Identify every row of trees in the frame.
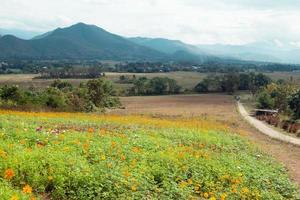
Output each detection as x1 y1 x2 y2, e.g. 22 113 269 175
195 72 271 94
0 79 120 112
130 77 181 95
256 83 300 119
39 66 104 79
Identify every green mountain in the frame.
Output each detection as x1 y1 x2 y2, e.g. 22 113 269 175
0 23 165 60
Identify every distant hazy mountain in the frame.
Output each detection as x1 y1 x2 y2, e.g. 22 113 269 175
0 23 165 60
197 41 300 64
129 37 214 63
0 28 41 40
129 37 203 55
1 23 299 63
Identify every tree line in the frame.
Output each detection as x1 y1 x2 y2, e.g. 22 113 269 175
194 72 272 94
129 77 181 95
0 79 120 112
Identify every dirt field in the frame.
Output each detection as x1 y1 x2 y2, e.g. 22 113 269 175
111 94 300 187
0 72 206 90
0 71 299 90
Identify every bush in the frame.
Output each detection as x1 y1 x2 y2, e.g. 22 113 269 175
0 85 22 103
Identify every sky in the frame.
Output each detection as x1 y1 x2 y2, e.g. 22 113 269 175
1 0 300 46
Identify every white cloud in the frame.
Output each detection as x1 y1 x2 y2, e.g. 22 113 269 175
0 0 300 45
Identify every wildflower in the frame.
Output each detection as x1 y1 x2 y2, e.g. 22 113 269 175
10 195 19 200
30 197 36 200
101 155 106 160
220 193 227 200
48 176 53 181
111 141 116 148
131 185 137 191
121 154 126 161
241 187 249 194
4 168 14 180
132 147 141 153
0 149 7 158
23 185 32 194
87 128 94 133
209 197 216 200
203 192 209 198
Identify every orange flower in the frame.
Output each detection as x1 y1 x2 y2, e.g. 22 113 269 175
30 197 36 200
111 141 116 148
23 184 32 194
4 168 14 180
121 154 126 161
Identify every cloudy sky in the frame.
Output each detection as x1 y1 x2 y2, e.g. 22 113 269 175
1 0 300 45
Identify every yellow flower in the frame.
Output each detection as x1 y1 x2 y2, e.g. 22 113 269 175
203 192 209 198
0 149 7 158
220 193 227 200
241 187 249 194
101 155 106 160
4 168 14 180
131 185 137 191
22 184 32 194
48 176 53 181
10 195 19 200
209 197 216 200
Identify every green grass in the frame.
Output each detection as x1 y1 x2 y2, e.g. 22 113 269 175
0 111 299 200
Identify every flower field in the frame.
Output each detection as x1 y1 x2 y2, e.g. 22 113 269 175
0 110 299 200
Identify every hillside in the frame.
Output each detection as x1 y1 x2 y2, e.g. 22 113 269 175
0 23 165 60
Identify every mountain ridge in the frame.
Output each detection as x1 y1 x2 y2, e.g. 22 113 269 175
0 23 166 60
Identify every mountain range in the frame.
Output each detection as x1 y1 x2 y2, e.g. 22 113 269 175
0 23 300 63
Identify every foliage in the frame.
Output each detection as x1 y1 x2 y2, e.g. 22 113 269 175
0 78 120 112
195 72 271 94
255 83 299 118
0 111 298 199
256 91 275 109
289 90 300 119
131 77 181 95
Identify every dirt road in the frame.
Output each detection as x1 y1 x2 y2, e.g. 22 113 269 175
237 101 300 146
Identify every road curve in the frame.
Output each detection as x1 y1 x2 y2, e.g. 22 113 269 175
237 101 300 146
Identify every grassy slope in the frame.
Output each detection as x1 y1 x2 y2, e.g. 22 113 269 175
0 110 299 200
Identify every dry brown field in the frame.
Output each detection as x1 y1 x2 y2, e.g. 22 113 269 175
0 72 206 90
0 71 299 90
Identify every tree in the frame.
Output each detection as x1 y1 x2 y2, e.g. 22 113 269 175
289 90 300 119
195 82 208 93
86 78 119 108
250 73 272 94
221 73 240 94
256 91 275 109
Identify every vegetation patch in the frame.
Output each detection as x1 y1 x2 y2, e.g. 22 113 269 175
0 110 298 199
